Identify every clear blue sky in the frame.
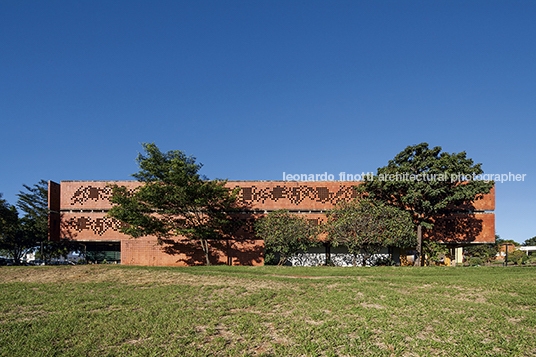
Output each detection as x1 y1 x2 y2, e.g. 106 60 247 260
1 1 535 243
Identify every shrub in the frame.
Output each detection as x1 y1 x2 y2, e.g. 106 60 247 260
263 252 279 265
468 257 483 266
326 199 416 267
424 241 450 266
508 250 527 265
255 210 319 266
464 244 497 264
374 256 397 266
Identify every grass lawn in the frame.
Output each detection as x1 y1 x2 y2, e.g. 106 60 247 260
1 265 535 356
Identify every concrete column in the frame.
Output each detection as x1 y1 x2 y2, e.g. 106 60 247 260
455 247 464 265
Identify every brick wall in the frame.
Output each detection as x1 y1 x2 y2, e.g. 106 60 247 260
47 181 61 241
53 180 495 266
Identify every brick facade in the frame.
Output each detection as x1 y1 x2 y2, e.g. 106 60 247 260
49 180 495 266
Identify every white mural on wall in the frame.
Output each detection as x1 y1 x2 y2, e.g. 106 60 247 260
287 246 396 267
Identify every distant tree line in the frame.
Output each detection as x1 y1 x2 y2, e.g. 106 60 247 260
0 180 79 264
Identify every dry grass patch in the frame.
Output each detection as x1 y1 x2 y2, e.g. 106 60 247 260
0 265 290 291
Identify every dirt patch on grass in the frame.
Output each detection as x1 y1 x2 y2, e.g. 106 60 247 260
447 286 488 304
196 322 291 355
0 305 54 324
360 302 385 309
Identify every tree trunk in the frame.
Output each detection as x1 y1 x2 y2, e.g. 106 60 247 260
414 224 422 267
361 250 369 267
200 238 211 266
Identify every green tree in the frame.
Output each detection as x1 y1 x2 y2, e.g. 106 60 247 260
1 194 19 258
15 180 80 262
326 199 416 266
108 143 240 266
464 244 497 264
16 180 49 243
523 236 536 246
423 241 451 265
1 182 65 263
255 210 319 266
495 237 518 246
357 143 494 266
508 249 528 265
0 193 14 231
0 194 39 263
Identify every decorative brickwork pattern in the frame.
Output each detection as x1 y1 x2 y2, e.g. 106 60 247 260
61 181 141 210
64 215 125 236
70 185 113 205
234 184 358 206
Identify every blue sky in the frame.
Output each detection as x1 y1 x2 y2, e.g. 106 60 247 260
1 1 535 243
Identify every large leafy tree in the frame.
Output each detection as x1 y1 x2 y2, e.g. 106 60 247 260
326 199 416 266
255 210 319 266
108 143 240 265
2 181 75 263
16 180 80 262
357 143 494 266
16 179 49 243
0 193 40 263
0 194 18 256
0 193 13 228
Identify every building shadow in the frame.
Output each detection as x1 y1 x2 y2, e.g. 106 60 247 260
425 213 483 244
156 196 264 265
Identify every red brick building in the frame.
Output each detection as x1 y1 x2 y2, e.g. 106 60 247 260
48 180 495 266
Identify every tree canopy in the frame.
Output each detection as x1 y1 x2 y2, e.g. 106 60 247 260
0 194 20 256
255 210 319 266
326 198 416 266
108 143 240 265
0 193 12 226
523 236 536 246
0 192 41 263
464 243 498 264
495 238 518 246
16 179 49 243
357 143 494 266
1 181 79 263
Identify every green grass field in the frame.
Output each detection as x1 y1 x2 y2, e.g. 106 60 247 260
1 265 535 356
